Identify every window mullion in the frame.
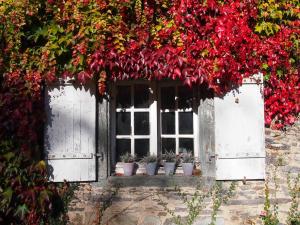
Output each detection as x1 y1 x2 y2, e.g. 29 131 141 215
149 81 157 156
158 83 162 155
193 87 199 158
131 85 134 156
175 85 179 155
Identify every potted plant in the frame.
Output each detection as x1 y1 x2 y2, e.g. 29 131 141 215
163 151 177 175
120 152 136 176
181 152 194 176
141 154 158 176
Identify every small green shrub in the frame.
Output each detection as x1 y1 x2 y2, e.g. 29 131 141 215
0 141 49 224
181 152 194 163
96 184 120 224
287 173 300 225
261 181 280 225
209 182 236 225
156 181 236 225
48 182 79 225
163 151 177 163
0 140 75 224
261 161 300 225
141 154 158 163
120 152 136 163
261 165 280 225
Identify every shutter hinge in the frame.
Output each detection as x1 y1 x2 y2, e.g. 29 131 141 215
95 152 104 160
208 154 218 162
47 153 93 159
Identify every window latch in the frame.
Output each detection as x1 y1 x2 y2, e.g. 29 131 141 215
208 154 218 162
95 152 104 161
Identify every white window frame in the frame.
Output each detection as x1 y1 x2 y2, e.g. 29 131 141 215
110 80 157 165
110 80 199 166
158 82 199 158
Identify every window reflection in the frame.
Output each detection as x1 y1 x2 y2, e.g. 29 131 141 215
116 139 131 161
178 86 193 109
134 112 149 135
179 138 194 154
161 138 176 154
116 86 131 108
161 112 175 134
135 139 149 159
161 87 175 110
134 84 149 108
116 112 131 135
179 112 193 134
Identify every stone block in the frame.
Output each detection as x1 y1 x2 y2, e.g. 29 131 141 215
141 215 162 225
102 214 139 225
228 199 264 205
163 218 177 225
193 217 224 225
174 207 187 212
158 212 168 217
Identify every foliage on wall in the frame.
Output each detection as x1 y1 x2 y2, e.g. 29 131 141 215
0 140 74 224
0 0 299 220
1 0 299 130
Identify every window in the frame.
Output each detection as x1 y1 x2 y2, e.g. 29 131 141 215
111 81 199 165
113 84 153 161
160 85 197 155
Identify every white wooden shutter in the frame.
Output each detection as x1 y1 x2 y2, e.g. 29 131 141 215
44 82 96 182
214 74 265 180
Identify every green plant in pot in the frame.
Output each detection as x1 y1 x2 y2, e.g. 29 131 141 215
120 152 136 176
163 151 177 175
141 154 158 176
181 152 195 176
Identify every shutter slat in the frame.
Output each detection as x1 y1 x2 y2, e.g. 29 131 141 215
198 91 215 178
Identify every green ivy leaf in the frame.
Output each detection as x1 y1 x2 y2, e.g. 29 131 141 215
264 73 271 81
262 63 269 70
255 25 263 33
276 69 283 77
14 204 29 219
38 190 50 210
3 152 14 161
1 187 13 207
79 54 84 65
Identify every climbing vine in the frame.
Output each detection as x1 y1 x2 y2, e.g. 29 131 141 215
0 0 299 221
1 0 298 131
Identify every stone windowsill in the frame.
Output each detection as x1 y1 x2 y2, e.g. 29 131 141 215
107 175 205 187
114 162 201 176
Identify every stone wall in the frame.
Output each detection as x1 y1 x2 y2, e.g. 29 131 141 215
68 121 300 225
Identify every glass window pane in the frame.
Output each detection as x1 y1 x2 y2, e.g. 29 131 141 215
134 112 149 135
179 112 193 134
161 138 175 154
116 86 131 108
161 87 175 110
134 84 149 108
178 86 193 109
116 139 131 161
116 112 131 135
161 112 175 134
135 139 149 159
179 138 194 154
